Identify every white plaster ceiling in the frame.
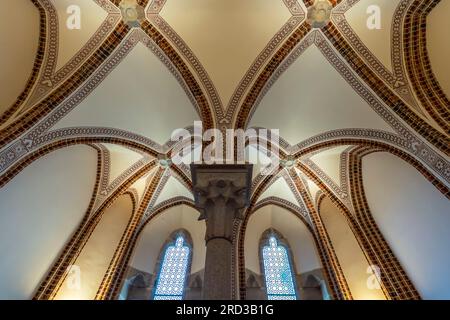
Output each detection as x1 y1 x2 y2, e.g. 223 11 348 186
249 45 395 145
257 176 300 207
363 152 450 299
246 144 273 179
427 0 450 97
160 0 293 106
294 167 321 200
131 205 206 274
309 145 350 186
0 145 97 299
153 175 194 207
344 0 401 72
50 0 109 71
52 42 200 144
129 168 157 201
319 195 385 300
54 193 133 300
1 1 449 301
103 143 145 183
2 0 445 191
245 205 321 275
307 179 321 201
0 0 39 114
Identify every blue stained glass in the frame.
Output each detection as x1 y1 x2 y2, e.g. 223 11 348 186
262 236 297 300
154 236 190 300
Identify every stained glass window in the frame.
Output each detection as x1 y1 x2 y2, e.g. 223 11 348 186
262 236 297 300
153 236 190 300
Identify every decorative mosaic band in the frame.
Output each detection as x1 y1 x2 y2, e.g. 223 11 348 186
288 167 353 299
322 23 449 156
0 22 131 149
95 170 165 299
347 146 421 299
0 0 47 126
403 0 450 132
237 166 352 300
33 160 158 299
297 160 421 299
332 0 421 111
24 0 122 110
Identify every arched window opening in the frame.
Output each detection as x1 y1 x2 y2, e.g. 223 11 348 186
261 234 297 300
153 235 191 300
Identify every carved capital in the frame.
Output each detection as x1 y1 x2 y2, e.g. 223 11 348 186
191 164 253 242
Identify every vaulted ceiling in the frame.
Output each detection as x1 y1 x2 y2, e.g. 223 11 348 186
0 0 449 217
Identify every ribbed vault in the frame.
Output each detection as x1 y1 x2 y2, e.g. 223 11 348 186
0 0 449 300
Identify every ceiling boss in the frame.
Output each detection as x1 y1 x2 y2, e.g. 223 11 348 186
119 0 145 27
307 0 333 28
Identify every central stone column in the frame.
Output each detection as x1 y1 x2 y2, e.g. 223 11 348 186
191 164 253 300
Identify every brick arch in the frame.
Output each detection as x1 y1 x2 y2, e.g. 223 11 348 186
237 164 352 300
322 22 449 156
232 5 448 157
139 21 215 130
102 198 198 299
0 22 131 149
33 143 103 299
242 132 448 204
124 188 141 215
0 137 160 188
141 197 197 232
232 22 312 129
231 0 342 129
292 138 449 198
0 0 47 126
33 156 159 299
299 154 421 299
238 199 348 300
253 198 314 234
403 0 450 132
246 133 448 198
0 15 216 151
124 189 139 213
